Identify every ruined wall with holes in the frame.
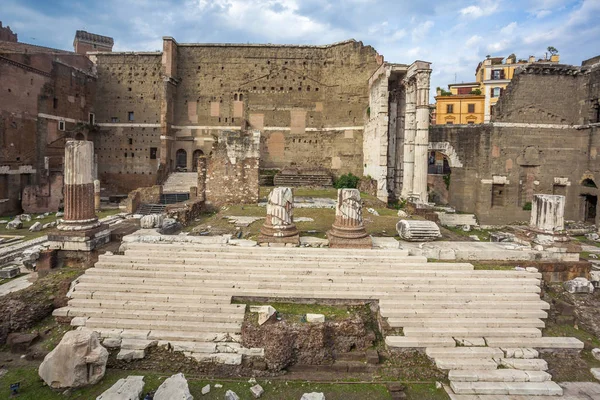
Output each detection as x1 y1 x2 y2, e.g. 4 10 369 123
431 60 600 225
171 40 381 175
204 130 260 206
0 43 95 214
91 53 162 193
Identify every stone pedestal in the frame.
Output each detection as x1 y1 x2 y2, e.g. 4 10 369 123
258 187 299 245
327 189 372 249
48 141 110 251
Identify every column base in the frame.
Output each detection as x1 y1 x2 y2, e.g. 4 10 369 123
47 224 111 251
327 231 373 249
257 233 300 246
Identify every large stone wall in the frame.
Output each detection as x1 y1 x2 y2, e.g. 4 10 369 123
430 60 600 225
91 53 162 193
204 130 260 206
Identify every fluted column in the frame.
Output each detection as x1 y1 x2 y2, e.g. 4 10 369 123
401 79 416 198
327 189 372 248
413 70 432 203
58 141 100 231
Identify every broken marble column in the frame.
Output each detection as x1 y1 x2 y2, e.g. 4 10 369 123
529 194 565 233
397 220 442 241
197 155 207 201
59 141 100 231
94 179 101 212
48 141 110 251
258 187 299 245
327 189 372 248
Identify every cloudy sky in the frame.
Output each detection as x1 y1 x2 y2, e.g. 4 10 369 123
2 0 599 98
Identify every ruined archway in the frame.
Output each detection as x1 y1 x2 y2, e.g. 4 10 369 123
74 132 85 140
427 150 452 205
175 149 187 171
192 149 204 172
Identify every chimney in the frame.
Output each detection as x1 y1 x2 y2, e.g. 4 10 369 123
528 56 536 63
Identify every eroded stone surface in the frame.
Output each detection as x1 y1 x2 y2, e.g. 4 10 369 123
38 330 108 389
154 373 193 400
96 375 145 400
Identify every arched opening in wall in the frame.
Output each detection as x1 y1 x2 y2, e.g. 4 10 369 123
192 149 204 172
427 151 451 205
75 133 85 141
582 178 597 188
175 149 187 171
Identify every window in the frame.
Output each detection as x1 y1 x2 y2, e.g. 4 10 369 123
53 98 58 109
111 117 118 123
446 104 454 114
58 121 65 131
88 113 95 125
128 138 133 145
491 184 505 207
492 87 501 98
457 87 471 95
468 104 475 113
467 121 475 125
128 111 134 121
150 147 157 159
446 121 454 125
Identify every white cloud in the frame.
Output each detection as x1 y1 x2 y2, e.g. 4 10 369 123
465 35 482 47
412 20 434 42
459 1 499 18
487 40 511 53
534 9 551 18
500 22 518 35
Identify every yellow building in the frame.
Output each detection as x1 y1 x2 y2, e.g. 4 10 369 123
435 82 485 125
436 53 560 124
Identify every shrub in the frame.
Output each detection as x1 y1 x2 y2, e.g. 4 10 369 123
523 202 532 211
334 173 360 189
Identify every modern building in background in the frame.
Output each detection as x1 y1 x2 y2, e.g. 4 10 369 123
434 82 484 125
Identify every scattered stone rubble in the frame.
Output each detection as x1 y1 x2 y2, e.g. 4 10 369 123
154 373 193 400
250 305 276 325
96 375 145 400
564 277 595 294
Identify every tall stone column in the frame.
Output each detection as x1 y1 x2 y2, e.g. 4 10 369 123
327 189 372 248
49 140 110 251
59 141 100 231
413 70 432 203
197 156 207 201
401 79 416 199
258 187 299 245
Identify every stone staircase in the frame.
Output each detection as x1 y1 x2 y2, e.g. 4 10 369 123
162 172 197 194
53 242 583 396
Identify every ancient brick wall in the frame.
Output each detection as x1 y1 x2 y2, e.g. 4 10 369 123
204 130 260 206
0 22 17 43
92 53 163 194
430 60 600 225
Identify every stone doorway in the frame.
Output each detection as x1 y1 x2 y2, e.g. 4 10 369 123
192 149 204 172
582 194 597 223
175 149 187 171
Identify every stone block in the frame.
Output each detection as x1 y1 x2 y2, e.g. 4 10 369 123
96 375 145 400
225 390 240 400
396 220 441 241
593 348 600 361
306 313 325 323
249 305 276 325
38 330 108 389
301 393 326 400
564 277 594 294
29 222 42 232
201 384 210 394
250 384 264 398
0 265 20 278
116 349 145 361
154 373 193 400
140 214 164 229
366 349 379 364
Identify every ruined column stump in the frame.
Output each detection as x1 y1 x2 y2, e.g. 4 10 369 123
258 187 300 246
327 189 372 249
529 194 568 242
48 141 110 251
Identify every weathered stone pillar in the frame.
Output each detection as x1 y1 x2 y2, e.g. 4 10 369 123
327 189 372 248
530 194 565 233
197 156 207 201
401 80 416 199
59 141 100 231
48 140 110 251
258 187 299 245
94 179 101 212
413 70 431 203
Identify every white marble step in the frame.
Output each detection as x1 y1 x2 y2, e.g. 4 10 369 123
450 381 563 396
388 318 545 329
382 309 547 319
385 336 456 348
75 275 541 294
498 358 548 371
60 308 245 323
86 327 242 344
84 317 242 333
64 299 244 313
83 268 541 286
379 300 550 311
449 369 551 383
404 327 542 338
69 291 232 303
485 337 584 349
436 357 499 370
426 347 504 358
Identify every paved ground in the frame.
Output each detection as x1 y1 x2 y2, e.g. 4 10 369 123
0 272 33 297
446 381 600 399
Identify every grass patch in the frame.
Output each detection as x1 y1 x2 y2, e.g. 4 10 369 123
234 300 359 323
404 383 449 400
544 324 600 348
0 367 395 399
472 264 516 271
